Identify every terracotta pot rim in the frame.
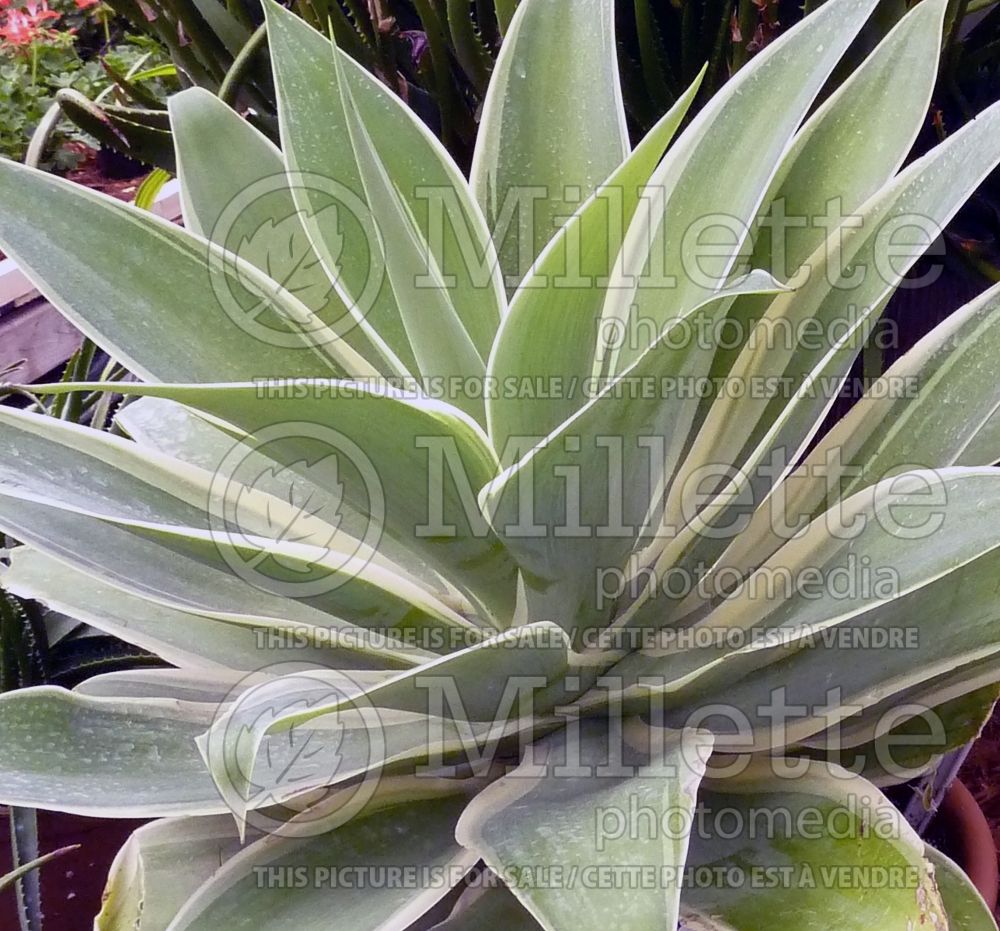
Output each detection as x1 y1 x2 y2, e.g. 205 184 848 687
937 777 999 912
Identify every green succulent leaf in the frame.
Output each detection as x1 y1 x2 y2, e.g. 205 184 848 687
681 760 948 929
44 380 519 623
169 88 387 375
202 621 578 824
0 160 365 381
166 787 479 931
715 0 948 379
0 0 998 925
925 847 1000 931
429 883 543 930
656 533 1000 751
456 720 713 931
484 272 782 638
803 681 1000 786
0 688 221 816
596 0 882 376
265 0 505 381
704 279 1000 602
3 547 353 672
486 67 706 450
472 0 629 291
0 407 467 644
95 816 246 931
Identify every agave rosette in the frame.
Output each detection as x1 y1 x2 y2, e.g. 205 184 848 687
1 0 1000 927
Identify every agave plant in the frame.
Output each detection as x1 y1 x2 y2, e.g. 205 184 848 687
1 0 1000 927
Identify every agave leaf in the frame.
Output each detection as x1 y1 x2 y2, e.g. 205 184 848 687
697 279 1000 609
53 380 518 623
596 0 881 377
759 0 946 269
471 0 629 291
634 98 1000 624
204 621 578 825
264 1 504 380
75 668 263 703
714 0 947 378
629 466 1000 645
116 397 450 590
456 720 713 931
331 42 487 420
0 688 222 816
656 535 1000 751
483 272 782 638
957 409 1000 466
925 847 999 931
429 883 542 930
0 408 469 640
3 548 359 672
486 68 705 450
95 816 247 931
205 693 540 823
610 469 1000 725
805 681 1000 787
166 787 478 931
169 88 388 375
680 760 948 928
0 160 371 381
0 495 430 670
688 98 1000 496
0 683 481 823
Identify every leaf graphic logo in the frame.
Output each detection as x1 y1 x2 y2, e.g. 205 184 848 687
208 664 385 839
208 422 385 597
206 171 386 349
234 205 341 312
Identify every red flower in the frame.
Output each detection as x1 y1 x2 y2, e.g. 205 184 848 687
73 0 99 9
0 9 37 44
24 0 59 21
0 0 59 46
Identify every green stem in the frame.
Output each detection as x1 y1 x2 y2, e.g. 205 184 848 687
219 22 268 107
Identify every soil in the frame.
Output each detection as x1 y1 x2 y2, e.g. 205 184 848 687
958 708 1000 919
60 142 149 202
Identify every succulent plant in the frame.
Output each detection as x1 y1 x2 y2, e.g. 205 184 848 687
1 0 1000 927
